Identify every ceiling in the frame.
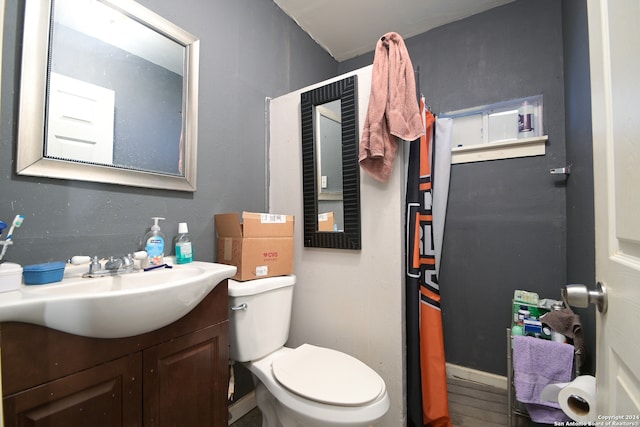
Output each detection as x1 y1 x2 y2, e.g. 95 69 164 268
273 0 514 61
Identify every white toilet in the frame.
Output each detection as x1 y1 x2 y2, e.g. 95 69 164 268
228 275 390 427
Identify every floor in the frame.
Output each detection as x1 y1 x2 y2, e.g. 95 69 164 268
447 376 543 426
229 376 548 426
229 406 262 426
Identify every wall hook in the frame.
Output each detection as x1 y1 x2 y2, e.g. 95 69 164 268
550 164 571 175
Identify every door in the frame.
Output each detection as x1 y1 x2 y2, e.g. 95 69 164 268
46 72 115 164
588 0 640 418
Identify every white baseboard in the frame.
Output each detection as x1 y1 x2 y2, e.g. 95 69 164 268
228 390 257 425
446 363 508 390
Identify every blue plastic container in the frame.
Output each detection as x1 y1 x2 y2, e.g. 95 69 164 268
23 261 66 285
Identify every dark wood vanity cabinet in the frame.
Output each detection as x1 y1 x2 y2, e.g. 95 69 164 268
3 353 142 426
1 280 229 427
143 322 227 426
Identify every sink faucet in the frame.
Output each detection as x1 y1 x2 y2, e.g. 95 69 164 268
84 254 140 278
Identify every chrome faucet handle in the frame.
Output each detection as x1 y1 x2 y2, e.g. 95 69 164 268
88 256 102 274
121 253 135 269
104 256 123 271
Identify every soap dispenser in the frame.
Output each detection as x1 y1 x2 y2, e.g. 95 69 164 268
144 217 166 266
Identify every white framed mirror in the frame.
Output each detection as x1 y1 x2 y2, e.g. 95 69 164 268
16 0 200 191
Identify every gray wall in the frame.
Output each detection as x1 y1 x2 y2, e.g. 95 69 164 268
341 0 595 376
562 0 596 375
1 0 337 265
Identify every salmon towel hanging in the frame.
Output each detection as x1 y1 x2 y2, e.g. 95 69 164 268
405 97 451 427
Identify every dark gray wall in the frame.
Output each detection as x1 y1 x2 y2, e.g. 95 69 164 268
434 0 568 377
562 0 596 374
341 0 595 376
1 0 337 265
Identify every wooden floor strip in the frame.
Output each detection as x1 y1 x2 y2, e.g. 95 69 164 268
448 376 543 427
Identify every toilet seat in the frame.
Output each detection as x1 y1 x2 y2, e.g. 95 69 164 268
271 344 384 406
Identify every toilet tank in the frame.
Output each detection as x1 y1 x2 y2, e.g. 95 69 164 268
228 275 295 362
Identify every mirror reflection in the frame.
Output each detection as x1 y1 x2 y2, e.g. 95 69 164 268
16 0 199 191
47 0 184 175
315 99 343 232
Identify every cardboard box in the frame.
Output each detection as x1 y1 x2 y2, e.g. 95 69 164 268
215 212 294 281
318 212 335 232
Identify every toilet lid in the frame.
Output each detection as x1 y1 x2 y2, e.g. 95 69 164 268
271 344 384 406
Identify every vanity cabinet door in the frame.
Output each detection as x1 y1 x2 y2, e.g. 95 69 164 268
143 321 229 427
2 353 142 427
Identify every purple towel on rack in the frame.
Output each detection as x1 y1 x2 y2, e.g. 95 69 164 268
513 335 574 423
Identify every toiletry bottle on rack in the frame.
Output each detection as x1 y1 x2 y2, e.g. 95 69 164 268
144 217 166 266
518 101 535 138
549 302 567 343
517 306 530 325
175 222 193 264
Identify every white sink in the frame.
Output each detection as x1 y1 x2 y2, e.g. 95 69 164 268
0 261 236 338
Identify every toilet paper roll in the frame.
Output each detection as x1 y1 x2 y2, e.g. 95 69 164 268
540 375 597 422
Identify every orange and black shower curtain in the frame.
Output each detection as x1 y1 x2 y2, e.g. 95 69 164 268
406 98 452 427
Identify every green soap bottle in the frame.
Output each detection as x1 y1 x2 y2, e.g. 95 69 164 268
175 222 193 264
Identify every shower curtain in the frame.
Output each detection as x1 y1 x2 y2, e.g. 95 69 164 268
406 97 452 427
